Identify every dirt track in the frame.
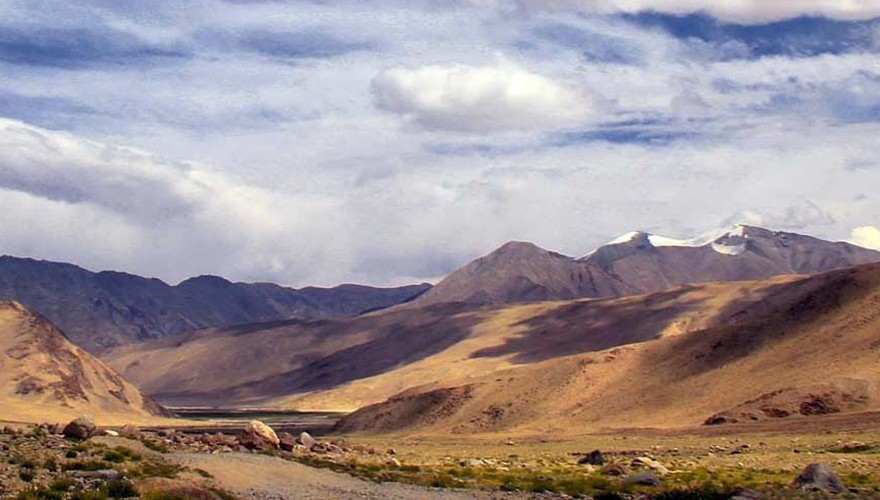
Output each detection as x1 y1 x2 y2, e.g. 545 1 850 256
171 453 546 500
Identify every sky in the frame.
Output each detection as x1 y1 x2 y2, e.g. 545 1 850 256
1 0 879 287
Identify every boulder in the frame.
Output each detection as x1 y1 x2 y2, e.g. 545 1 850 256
622 471 661 487
278 432 297 452
239 420 280 451
297 431 317 449
62 417 97 441
579 450 604 466
119 425 141 439
792 463 845 494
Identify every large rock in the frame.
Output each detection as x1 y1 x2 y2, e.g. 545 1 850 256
62 417 97 441
622 472 661 487
792 463 845 494
278 432 298 452
119 424 141 439
239 420 280 451
297 431 318 449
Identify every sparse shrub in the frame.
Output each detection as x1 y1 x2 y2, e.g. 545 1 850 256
62 460 111 472
18 470 35 482
103 446 141 463
140 486 222 500
70 490 109 500
101 480 138 499
193 468 214 478
48 477 76 492
18 458 38 469
16 490 63 500
139 439 169 454
128 460 183 479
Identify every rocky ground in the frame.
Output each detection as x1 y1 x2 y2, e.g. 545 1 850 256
3 417 880 499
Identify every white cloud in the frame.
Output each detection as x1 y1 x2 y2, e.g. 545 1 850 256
371 63 601 132
511 0 880 24
851 226 880 250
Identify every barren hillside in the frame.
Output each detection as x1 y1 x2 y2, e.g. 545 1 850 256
336 263 880 435
108 267 839 412
0 301 167 424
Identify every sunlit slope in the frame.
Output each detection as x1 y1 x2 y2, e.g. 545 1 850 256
0 301 167 424
108 270 826 412
336 263 880 434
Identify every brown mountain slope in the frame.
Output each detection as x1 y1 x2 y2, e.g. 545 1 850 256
0 301 167 424
335 263 880 435
108 268 833 412
409 225 880 308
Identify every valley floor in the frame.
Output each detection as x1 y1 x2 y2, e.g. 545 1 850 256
5 412 880 499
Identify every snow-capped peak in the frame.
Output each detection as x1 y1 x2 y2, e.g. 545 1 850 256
583 224 751 258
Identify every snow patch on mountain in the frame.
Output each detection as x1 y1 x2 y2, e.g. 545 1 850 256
585 224 750 258
711 242 747 256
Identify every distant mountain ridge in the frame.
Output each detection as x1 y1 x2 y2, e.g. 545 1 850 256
0 255 431 353
408 225 880 307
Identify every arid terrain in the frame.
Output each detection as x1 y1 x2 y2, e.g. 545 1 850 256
4 228 880 498
0 301 166 425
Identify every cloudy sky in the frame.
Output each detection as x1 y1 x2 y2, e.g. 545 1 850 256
1 0 880 287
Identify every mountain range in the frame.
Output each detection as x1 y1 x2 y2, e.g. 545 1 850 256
5 223 880 434
0 255 430 353
409 225 880 307
104 225 880 418
2 225 875 355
